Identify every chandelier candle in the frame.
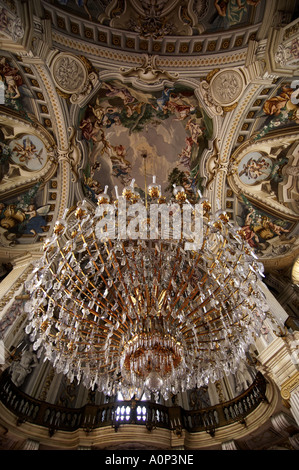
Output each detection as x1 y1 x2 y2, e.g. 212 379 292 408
25 178 269 400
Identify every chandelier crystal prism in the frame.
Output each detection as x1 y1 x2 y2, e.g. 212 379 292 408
25 178 268 400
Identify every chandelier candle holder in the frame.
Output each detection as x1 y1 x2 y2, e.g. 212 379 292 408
25 177 269 400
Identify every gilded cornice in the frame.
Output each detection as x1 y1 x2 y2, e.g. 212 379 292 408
51 30 249 73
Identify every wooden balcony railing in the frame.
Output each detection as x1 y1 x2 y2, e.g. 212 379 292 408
0 370 267 436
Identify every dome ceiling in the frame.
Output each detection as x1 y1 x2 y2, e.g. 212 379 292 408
0 0 298 275
79 79 213 202
45 0 265 37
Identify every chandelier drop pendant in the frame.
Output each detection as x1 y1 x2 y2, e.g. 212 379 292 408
25 177 268 400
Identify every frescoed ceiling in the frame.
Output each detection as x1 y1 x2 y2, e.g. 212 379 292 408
45 0 266 36
0 0 298 275
79 80 213 202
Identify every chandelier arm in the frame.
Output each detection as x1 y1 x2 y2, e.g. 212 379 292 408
131 246 148 287
91 235 117 284
180 287 253 336
78 222 102 274
75 228 131 320
54 325 117 348
170 248 200 287
59 270 120 324
45 249 128 331
189 288 250 328
126 253 150 320
124 244 152 318
86 364 119 374
168 264 206 319
90 235 135 324
106 267 136 323
119 241 147 320
185 272 239 320
190 311 238 333
160 248 183 314
138 241 162 312
63 251 130 323
178 265 249 327
154 244 163 290
168 285 201 322
164 245 218 322
38 288 115 333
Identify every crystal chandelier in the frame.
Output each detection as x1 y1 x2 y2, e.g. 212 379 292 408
25 177 268 400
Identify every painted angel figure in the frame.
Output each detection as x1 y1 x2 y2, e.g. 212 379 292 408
213 0 261 29
22 204 50 235
239 156 271 180
57 0 92 20
0 56 23 100
12 137 43 165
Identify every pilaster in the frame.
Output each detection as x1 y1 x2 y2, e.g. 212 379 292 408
258 331 299 425
285 382 299 427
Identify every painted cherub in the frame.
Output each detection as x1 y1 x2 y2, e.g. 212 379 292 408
57 0 92 20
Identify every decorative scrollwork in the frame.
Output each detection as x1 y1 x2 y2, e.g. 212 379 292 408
120 54 179 85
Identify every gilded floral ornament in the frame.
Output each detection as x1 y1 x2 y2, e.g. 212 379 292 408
209 69 245 107
120 54 179 85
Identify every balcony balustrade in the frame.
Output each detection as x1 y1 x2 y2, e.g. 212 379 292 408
0 370 267 436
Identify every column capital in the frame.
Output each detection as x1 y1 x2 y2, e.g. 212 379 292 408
281 372 299 401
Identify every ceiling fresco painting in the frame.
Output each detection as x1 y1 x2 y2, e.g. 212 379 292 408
79 79 213 203
229 131 299 264
0 55 38 123
0 183 50 246
0 131 48 186
52 0 112 21
207 0 262 31
47 0 265 35
233 143 299 211
253 82 299 141
0 56 24 111
237 151 278 185
236 195 296 258
0 56 57 249
0 114 57 186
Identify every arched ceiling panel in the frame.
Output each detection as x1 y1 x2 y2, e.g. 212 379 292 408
0 0 298 273
78 78 214 203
